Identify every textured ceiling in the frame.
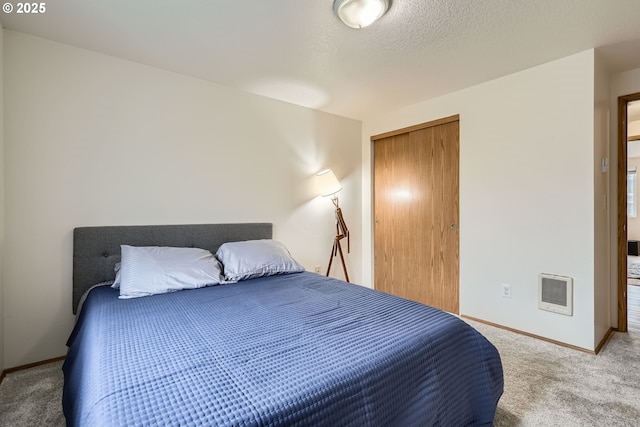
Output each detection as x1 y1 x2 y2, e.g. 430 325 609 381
2 0 640 120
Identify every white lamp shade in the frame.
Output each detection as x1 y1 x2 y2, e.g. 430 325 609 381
316 169 343 197
333 0 389 29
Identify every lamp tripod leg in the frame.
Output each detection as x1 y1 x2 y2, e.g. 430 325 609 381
335 239 350 283
326 239 337 276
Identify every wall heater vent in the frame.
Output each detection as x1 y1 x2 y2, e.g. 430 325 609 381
538 273 573 316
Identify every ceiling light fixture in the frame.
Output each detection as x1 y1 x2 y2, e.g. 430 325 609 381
333 0 390 29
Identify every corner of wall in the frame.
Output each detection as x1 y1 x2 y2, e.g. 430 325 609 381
363 50 600 350
0 21 5 372
593 50 612 345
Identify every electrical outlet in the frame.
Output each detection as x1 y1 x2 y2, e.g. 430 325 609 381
314 265 322 273
501 283 511 298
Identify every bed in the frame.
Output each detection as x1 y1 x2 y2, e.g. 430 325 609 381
629 255 640 279
63 223 503 426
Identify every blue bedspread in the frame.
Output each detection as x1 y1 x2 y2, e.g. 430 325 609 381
63 272 502 426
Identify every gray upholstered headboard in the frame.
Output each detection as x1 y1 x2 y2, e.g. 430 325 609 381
72 223 273 313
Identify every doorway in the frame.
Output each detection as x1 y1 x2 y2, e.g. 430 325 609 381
372 115 460 313
618 92 640 332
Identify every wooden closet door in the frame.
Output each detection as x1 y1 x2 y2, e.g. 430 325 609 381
373 116 459 313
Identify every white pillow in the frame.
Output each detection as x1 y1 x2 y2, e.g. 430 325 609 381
111 262 122 289
216 239 305 282
118 245 224 299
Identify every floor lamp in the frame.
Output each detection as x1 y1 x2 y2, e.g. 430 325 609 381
316 169 350 282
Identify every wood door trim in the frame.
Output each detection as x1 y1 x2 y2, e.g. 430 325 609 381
371 114 460 141
0 355 66 384
618 92 640 332
462 316 613 355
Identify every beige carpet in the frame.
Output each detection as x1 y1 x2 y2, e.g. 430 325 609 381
467 320 640 426
0 360 65 427
1 322 639 426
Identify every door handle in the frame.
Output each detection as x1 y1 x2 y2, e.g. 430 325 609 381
450 223 457 230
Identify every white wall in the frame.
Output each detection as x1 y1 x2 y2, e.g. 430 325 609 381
3 31 362 368
609 66 640 327
0 23 4 372
362 50 600 350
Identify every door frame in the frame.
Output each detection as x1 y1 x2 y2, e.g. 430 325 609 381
617 92 640 332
